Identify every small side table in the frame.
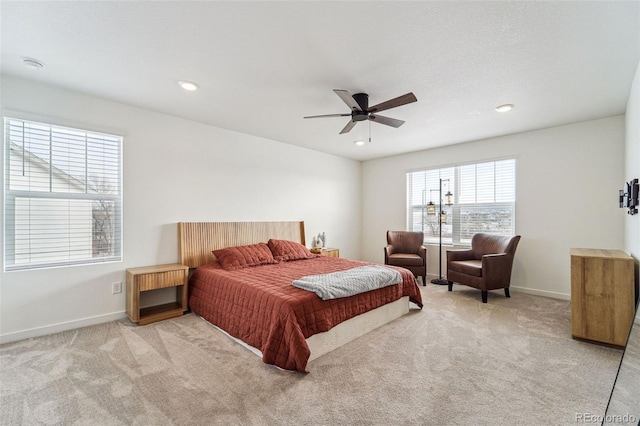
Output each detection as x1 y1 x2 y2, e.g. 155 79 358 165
311 247 340 258
126 263 189 325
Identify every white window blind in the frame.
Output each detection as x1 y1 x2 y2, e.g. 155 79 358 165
4 118 122 271
407 158 515 245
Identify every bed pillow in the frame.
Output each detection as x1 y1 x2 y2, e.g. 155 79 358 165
212 243 278 271
267 239 318 262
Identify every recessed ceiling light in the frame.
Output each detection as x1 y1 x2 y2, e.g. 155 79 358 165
178 80 199 91
495 104 514 113
23 58 44 70
354 140 365 146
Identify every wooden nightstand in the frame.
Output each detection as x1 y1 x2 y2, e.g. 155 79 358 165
311 247 340 258
126 263 189 325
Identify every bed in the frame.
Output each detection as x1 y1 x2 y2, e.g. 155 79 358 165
178 221 423 372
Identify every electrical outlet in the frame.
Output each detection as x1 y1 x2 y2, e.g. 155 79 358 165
112 282 122 294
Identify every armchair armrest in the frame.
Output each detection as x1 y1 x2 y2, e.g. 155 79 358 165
483 253 507 259
384 245 393 263
482 253 514 288
418 245 426 261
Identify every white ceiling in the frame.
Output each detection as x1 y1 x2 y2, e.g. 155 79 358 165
1 1 639 161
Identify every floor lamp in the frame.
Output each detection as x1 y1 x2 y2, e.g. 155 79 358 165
431 178 453 285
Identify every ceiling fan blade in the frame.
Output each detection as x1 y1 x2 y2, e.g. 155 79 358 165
339 120 357 134
368 92 417 114
333 89 362 111
304 113 351 119
369 114 405 128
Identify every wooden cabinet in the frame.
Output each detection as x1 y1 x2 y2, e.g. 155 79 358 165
311 247 340 258
126 263 189 325
570 248 635 347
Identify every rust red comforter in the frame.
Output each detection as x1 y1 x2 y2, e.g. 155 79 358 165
188 256 423 372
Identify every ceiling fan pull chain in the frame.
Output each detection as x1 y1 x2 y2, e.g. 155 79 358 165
369 119 372 143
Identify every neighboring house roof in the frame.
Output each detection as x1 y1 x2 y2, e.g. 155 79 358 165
9 141 94 193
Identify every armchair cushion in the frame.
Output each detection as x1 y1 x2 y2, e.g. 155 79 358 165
387 253 424 267
447 259 482 277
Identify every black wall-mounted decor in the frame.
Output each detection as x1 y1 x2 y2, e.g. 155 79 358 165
619 178 639 215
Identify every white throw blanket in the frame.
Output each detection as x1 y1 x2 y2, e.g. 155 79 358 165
292 265 402 300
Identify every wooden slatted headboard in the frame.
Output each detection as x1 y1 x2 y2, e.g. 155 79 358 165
177 221 306 268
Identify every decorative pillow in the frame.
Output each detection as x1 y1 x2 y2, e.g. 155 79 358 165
267 239 318 262
212 243 277 271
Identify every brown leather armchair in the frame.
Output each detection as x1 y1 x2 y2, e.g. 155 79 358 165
384 231 427 285
446 233 521 303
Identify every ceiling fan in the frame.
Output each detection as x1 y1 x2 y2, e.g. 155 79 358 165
304 89 417 134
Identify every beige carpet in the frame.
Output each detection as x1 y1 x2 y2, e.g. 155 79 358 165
0 285 623 425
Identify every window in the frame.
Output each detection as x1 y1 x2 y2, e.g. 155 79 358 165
407 158 515 245
4 118 122 271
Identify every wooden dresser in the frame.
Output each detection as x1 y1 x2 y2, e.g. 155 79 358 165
570 248 635 347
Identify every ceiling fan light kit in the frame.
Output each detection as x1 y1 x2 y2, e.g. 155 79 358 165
304 89 417 135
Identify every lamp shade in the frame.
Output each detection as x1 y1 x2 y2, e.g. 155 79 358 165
445 191 453 206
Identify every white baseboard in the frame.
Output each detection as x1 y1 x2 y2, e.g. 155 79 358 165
509 286 570 301
426 273 570 301
0 311 127 345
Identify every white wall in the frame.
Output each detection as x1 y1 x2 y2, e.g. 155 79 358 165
362 116 625 299
0 76 362 342
625 60 640 263
1 69 634 341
